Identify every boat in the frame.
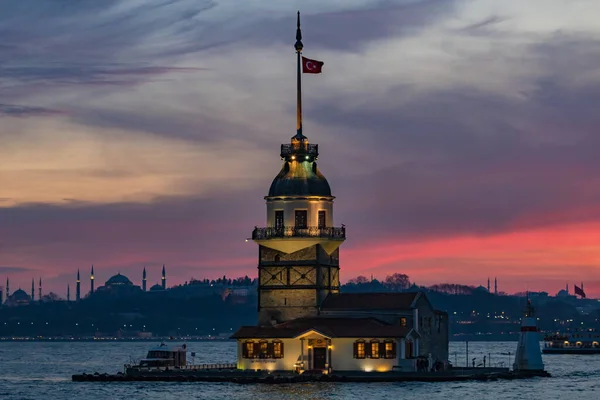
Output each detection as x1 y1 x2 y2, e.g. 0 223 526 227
543 330 600 354
124 342 237 375
132 343 188 369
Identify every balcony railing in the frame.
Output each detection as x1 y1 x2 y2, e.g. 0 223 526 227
252 226 345 240
280 143 319 158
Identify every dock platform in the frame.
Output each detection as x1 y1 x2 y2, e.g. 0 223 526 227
72 367 550 383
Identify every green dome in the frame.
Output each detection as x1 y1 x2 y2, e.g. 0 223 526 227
268 160 331 197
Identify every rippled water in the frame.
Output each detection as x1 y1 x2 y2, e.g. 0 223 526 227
0 341 598 399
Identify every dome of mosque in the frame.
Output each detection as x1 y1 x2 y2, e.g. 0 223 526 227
150 284 164 291
105 273 133 286
11 288 30 301
474 285 489 293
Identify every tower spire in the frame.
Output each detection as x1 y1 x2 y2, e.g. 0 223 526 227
31 278 35 301
143 267 147 292
39 277 42 301
162 264 166 290
76 269 81 302
90 265 95 295
295 11 304 137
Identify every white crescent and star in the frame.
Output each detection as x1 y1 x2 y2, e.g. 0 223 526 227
306 61 315 71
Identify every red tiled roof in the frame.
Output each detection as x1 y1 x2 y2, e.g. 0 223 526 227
321 292 419 311
231 317 411 339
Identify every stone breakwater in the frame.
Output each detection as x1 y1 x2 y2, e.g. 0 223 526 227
72 369 551 383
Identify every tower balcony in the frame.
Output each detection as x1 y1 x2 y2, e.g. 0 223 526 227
280 143 318 158
252 226 345 240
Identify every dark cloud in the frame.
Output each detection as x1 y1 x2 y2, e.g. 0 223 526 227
0 103 64 117
239 0 459 51
0 266 31 274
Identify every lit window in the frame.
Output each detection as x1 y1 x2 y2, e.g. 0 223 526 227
245 341 254 358
400 318 407 327
355 341 365 359
260 341 269 358
385 341 395 359
371 341 380 359
273 341 284 358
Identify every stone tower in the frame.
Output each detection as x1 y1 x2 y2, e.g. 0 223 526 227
252 12 345 326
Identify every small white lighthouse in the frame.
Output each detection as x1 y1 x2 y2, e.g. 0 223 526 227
513 299 545 372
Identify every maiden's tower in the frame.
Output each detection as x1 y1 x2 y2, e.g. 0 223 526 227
232 12 448 373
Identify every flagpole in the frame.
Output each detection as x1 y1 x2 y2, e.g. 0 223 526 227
295 11 303 136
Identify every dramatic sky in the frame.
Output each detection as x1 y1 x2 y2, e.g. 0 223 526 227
2 0 600 297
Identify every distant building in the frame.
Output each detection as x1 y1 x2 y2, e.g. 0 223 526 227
5 288 32 307
93 273 143 297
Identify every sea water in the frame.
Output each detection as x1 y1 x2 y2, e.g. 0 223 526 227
0 341 598 399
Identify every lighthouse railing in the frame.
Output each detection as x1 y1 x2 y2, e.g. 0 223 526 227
280 143 319 157
252 226 345 240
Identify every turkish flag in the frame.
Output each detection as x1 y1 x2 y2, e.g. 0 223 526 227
302 57 324 74
575 285 586 298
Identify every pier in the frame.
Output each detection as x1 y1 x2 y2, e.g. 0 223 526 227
72 367 550 383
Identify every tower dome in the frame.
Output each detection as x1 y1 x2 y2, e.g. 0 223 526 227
268 133 331 197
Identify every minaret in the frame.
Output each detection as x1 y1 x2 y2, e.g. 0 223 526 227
513 299 545 373
67 284 71 302
143 267 147 292
31 278 35 301
76 269 81 301
252 12 345 325
6 277 9 298
494 277 497 295
566 283 569 295
90 265 95 295
487 277 490 292
39 277 42 301
161 265 166 290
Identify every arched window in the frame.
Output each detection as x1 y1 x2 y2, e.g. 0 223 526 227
242 341 255 358
259 340 269 358
353 340 366 359
370 339 380 359
272 341 284 358
384 340 396 359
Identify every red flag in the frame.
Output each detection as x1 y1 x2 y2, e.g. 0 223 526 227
302 57 324 74
574 285 586 298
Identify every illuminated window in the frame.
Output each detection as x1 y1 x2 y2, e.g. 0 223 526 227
400 318 407 327
371 340 380 359
385 341 396 359
354 341 365 359
244 341 254 358
273 341 284 358
259 341 269 358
